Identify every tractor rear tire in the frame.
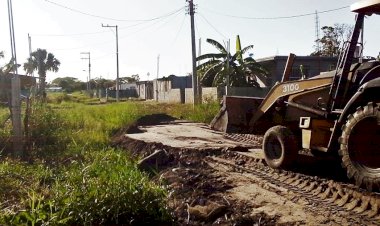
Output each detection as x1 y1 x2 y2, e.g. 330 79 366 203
263 126 298 169
339 102 380 191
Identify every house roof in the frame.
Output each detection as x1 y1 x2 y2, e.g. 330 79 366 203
256 55 337 63
351 0 380 13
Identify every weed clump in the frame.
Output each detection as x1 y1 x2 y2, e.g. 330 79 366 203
0 100 172 225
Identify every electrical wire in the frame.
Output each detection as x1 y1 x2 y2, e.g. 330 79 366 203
45 0 185 22
152 8 183 33
172 15 187 44
194 16 201 39
198 13 227 39
32 30 109 37
32 21 153 37
118 9 183 40
201 5 349 20
48 8 184 52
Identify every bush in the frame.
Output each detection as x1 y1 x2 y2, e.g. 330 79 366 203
27 103 68 157
1 150 171 225
52 150 171 225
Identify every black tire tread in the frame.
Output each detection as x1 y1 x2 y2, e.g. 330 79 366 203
339 102 380 191
263 125 298 169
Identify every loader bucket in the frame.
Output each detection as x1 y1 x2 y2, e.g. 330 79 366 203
210 96 264 133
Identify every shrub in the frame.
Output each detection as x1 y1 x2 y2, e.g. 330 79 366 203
27 103 69 157
1 150 171 225
52 149 171 225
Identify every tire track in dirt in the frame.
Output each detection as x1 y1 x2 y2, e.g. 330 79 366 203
112 115 380 225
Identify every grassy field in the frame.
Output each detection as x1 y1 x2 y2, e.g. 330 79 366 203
0 92 219 225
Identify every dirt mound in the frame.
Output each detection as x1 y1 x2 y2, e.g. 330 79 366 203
113 114 177 137
112 114 280 225
112 114 377 225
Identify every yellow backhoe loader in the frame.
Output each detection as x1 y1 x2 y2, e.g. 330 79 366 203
211 0 380 191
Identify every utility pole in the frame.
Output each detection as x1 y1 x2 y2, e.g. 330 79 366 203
102 24 119 102
28 33 32 57
80 52 91 90
28 34 34 78
187 0 198 105
225 39 230 96
7 0 23 156
156 54 160 101
314 11 320 54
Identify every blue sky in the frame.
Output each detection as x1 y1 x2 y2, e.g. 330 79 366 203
1 0 379 82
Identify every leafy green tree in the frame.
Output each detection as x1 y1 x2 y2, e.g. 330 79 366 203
196 38 268 87
94 78 114 89
24 49 60 96
120 74 140 84
51 77 85 92
311 23 353 57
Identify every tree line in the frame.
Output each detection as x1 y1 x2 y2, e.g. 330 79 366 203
1 49 142 94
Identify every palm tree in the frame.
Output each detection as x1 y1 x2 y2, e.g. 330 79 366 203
24 49 60 95
196 37 268 87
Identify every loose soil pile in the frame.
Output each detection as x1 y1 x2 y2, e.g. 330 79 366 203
112 114 366 226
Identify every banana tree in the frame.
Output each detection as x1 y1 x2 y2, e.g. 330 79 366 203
196 37 269 87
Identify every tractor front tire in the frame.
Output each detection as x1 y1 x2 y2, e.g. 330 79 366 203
263 126 298 169
339 102 380 191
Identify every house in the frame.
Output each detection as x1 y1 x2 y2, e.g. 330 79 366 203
256 55 338 85
153 75 192 103
46 87 63 92
107 83 138 98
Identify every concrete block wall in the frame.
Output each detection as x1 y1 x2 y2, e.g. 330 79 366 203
201 87 225 103
156 89 182 103
185 88 194 104
168 89 182 103
157 92 169 102
148 86 270 104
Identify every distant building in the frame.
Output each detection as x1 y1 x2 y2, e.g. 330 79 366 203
256 55 338 85
136 81 153 100
153 75 192 103
107 83 138 98
46 87 63 92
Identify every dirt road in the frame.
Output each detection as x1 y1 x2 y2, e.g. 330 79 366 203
113 114 380 225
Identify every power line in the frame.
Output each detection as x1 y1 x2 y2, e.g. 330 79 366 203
202 5 349 20
32 7 184 37
45 9 184 51
151 8 183 33
194 16 201 39
32 30 109 37
172 15 186 44
198 13 227 39
45 0 185 22
31 21 152 37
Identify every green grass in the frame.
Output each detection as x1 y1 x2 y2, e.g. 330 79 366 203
0 94 220 225
0 106 11 154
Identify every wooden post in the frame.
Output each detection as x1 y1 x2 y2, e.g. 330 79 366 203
11 75 23 157
281 53 296 83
